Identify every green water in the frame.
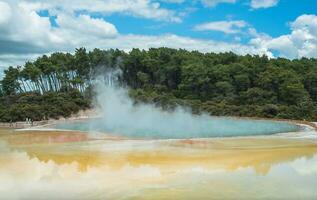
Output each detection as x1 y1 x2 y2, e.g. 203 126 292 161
55 117 300 139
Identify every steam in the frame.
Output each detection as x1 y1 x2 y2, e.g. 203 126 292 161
95 82 213 138
89 70 298 139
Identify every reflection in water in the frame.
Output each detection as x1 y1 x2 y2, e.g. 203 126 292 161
0 129 317 199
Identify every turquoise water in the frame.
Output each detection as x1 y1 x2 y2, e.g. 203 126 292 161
54 117 300 139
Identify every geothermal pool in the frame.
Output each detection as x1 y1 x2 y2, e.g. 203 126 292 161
54 117 300 139
55 84 301 139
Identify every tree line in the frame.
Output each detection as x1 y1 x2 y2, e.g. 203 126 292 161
0 47 317 122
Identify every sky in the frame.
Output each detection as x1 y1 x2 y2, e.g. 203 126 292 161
0 0 316 69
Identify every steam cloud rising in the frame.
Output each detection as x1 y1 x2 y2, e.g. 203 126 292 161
87 70 298 139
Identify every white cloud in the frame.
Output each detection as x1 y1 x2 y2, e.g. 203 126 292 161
57 15 118 37
1 33 269 67
160 0 277 9
0 0 316 69
0 1 57 53
55 14 118 41
0 54 41 69
250 14 317 58
201 0 236 7
194 20 248 34
0 1 119 53
159 0 236 7
0 0 120 67
250 0 279 9
22 0 182 23
94 34 263 56
0 0 269 69
0 1 11 24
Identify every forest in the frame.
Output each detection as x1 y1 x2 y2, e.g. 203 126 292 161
0 47 317 122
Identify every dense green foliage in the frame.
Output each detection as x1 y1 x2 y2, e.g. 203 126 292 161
0 90 90 122
1 47 317 122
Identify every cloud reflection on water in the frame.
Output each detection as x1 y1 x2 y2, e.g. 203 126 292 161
1 130 317 199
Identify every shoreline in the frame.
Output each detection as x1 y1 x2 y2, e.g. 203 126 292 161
228 116 317 131
0 109 100 129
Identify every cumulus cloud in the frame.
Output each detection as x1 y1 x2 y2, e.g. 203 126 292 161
0 1 259 54
160 0 237 7
250 14 317 58
0 1 118 55
0 1 58 55
22 0 182 23
0 0 268 68
161 0 276 9
0 0 316 69
194 20 248 34
96 34 266 56
0 54 42 68
250 0 279 9
53 14 118 48
0 1 11 24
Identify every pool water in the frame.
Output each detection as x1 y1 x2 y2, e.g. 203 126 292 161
54 117 300 139
1 129 317 200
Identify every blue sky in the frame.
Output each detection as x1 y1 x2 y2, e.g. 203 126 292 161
104 0 316 39
0 0 316 68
